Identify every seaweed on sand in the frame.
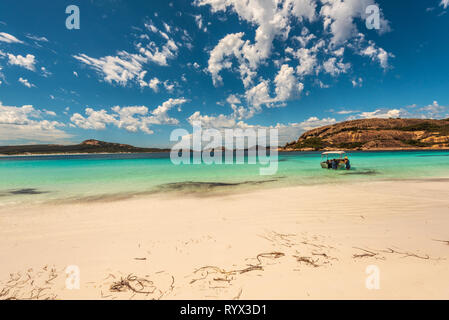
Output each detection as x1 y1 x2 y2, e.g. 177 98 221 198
190 252 285 286
110 274 157 294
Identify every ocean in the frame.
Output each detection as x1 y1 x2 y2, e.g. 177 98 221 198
1 150 449 206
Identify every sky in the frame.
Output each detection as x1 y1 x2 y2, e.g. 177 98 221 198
0 0 448 147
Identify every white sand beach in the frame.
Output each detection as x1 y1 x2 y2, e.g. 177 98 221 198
1 179 449 300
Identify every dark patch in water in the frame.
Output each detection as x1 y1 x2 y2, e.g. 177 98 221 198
55 179 282 204
8 188 48 195
343 170 378 176
157 179 278 193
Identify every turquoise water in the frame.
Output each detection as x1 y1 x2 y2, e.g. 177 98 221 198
1 151 449 206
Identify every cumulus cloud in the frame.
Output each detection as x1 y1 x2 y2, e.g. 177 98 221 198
200 0 389 89
148 77 160 92
359 41 393 69
0 101 70 143
441 0 449 9
417 100 448 119
188 110 336 145
292 47 318 77
70 98 187 134
274 116 337 144
207 32 246 87
7 53 36 71
323 57 350 76
200 0 317 88
70 108 118 130
0 32 23 44
320 0 390 44
274 64 304 101
198 0 392 124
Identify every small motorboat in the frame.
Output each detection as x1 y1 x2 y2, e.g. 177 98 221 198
320 151 349 170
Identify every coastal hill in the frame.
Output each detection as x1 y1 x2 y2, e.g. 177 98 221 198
283 118 449 151
0 139 170 155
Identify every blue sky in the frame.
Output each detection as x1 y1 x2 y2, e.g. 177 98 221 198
0 0 448 147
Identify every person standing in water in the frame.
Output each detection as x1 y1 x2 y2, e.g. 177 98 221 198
331 159 338 169
344 156 351 170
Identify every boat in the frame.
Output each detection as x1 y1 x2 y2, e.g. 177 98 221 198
320 151 349 170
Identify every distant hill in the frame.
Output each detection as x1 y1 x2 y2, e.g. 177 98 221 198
0 139 170 155
283 118 449 151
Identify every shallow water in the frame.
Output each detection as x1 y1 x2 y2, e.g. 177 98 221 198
1 150 449 206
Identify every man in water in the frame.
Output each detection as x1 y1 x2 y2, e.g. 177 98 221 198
344 156 351 170
331 159 338 169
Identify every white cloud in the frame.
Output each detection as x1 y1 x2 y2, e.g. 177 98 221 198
137 38 178 66
293 48 318 77
245 80 272 108
359 108 403 119
25 34 49 42
70 98 187 134
0 101 70 143
163 80 175 92
199 0 317 88
41 66 51 77
7 53 36 71
274 64 304 101
188 111 240 129
226 94 241 105
70 108 117 130
188 110 336 145
73 51 146 86
278 116 336 133
335 109 359 114
0 32 23 44
194 14 207 32
360 41 393 69
272 117 337 144
145 22 158 33
441 0 449 9
147 98 187 125
207 32 246 86
320 0 390 44
148 77 160 92
323 57 350 76
18 77 35 88
111 105 153 133
74 22 181 87
351 77 363 87
44 110 56 116
417 100 447 118
200 0 392 103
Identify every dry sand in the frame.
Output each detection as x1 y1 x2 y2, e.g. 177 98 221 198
1 179 449 300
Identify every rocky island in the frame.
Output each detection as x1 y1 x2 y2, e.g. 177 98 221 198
283 118 449 151
0 139 170 155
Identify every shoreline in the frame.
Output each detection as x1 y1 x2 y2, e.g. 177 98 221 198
2 175 449 210
280 147 449 152
1 148 449 158
1 179 449 299
0 151 170 157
